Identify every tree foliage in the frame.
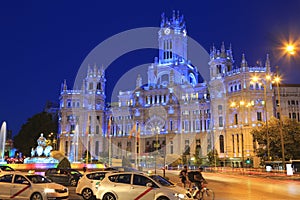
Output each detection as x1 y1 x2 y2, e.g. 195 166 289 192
207 148 219 166
251 117 300 162
14 112 57 157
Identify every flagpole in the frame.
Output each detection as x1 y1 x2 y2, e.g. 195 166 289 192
86 133 89 165
137 133 140 169
109 134 111 167
108 116 112 167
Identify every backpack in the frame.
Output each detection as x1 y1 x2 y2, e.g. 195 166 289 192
187 171 199 182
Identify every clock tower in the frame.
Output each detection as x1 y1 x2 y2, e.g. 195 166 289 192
158 10 187 64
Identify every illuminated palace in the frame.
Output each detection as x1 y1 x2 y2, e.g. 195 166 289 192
58 12 300 167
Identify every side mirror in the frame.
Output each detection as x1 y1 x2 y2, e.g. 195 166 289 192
146 182 153 187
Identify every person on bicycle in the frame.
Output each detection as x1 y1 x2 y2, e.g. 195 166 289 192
194 167 205 189
180 165 188 188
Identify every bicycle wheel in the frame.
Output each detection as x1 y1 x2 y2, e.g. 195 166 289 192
201 188 214 200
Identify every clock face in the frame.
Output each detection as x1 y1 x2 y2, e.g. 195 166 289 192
164 28 170 35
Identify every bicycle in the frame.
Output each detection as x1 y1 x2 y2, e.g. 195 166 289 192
186 181 215 200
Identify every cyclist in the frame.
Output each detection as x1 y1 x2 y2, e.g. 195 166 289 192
180 165 188 188
193 167 206 189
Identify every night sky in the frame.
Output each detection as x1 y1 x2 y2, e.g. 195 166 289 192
1 1 300 136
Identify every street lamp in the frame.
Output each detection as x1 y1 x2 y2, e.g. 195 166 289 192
274 75 286 170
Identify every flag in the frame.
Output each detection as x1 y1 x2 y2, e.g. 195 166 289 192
129 123 136 139
107 116 112 138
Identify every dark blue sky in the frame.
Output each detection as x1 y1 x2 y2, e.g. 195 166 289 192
1 1 300 136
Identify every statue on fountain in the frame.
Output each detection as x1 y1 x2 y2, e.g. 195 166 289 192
32 133 53 157
24 133 58 164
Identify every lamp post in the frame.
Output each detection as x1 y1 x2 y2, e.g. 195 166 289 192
274 75 285 170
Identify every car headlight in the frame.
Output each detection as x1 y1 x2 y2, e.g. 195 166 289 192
44 188 55 193
174 193 185 199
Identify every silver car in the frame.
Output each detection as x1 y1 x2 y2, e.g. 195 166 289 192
95 172 192 200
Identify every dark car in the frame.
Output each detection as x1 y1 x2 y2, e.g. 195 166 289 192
0 165 15 173
45 168 83 186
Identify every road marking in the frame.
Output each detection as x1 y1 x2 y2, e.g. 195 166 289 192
134 187 153 200
10 185 31 199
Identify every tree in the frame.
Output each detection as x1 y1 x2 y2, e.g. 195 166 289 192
14 112 57 157
251 117 300 163
207 148 219 166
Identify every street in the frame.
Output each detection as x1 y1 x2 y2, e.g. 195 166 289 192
68 170 300 200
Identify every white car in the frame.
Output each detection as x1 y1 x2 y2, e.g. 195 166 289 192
95 172 193 200
76 171 109 200
0 172 68 200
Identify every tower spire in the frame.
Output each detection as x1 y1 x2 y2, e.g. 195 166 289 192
265 54 271 73
241 53 248 68
136 74 142 88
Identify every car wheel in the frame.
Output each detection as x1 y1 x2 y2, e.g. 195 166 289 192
157 197 169 200
30 192 43 200
70 178 77 186
103 193 116 200
82 188 94 200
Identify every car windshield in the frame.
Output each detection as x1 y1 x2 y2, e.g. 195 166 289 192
26 175 51 183
150 175 174 186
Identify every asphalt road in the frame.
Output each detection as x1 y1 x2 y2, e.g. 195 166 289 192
68 170 300 200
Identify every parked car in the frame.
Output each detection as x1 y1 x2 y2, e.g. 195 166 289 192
0 172 68 200
95 172 192 200
45 168 83 186
76 171 110 200
0 165 15 174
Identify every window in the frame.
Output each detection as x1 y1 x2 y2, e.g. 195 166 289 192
95 141 99 156
133 174 153 186
237 134 240 153
257 112 262 121
232 135 235 153
0 174 13 183
89 82 93 90
219 116 223 127
234 114 238 125
86 172 106 181
218 105 222 111
14 175 27 184
96 125 99 134
195 120 200 131
217 65 221 74
108 174 131 184
67 100 71 108
219 135 224 153
70 124 75 133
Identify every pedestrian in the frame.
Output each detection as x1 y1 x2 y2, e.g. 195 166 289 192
180 165 188 188
83 166 87 173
